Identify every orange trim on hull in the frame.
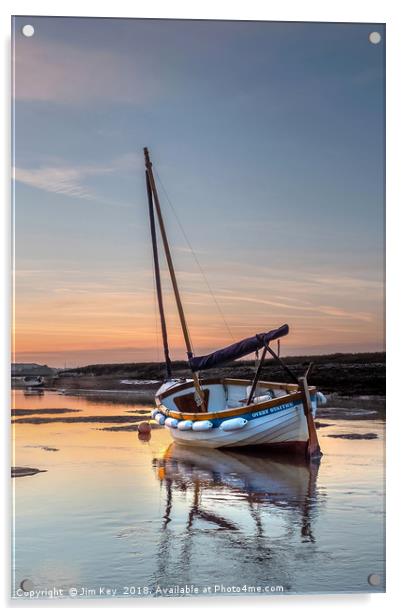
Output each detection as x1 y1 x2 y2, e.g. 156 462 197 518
156 378 316 422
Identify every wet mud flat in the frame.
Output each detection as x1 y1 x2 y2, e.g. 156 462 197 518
12 408 80 417
326 433 378 440
46 378 158 403
11 399 158 435
100 423 163 432
12 413 150 425
12 467 47 478
317 394 385 419
24 445 59 451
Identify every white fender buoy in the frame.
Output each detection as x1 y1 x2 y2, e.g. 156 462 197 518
220 417 248 431
154 413 166 425
177 420 193 431
165 417 179 428
192 420 213 431
150 409 159 420
316 392 327 406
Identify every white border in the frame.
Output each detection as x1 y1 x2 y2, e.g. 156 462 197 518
2 1 401 613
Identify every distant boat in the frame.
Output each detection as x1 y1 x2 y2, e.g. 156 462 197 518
12 375 44 389
144 148 324 460
22 376 44 388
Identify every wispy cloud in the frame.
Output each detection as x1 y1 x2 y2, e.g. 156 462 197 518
14 165 98 199
216 293 372 322
13 153 140 205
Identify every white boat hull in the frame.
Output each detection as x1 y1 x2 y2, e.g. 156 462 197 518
166 401 310 450
154 378 318 453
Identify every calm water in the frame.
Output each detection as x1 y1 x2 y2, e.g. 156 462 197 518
12 389 385 599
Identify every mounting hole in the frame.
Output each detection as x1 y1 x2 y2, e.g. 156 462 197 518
368 573 381 586
20 578 34 592
22 24 35 38
368 31 381 45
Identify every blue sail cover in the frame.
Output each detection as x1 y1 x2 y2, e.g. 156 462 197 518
189 324 289 371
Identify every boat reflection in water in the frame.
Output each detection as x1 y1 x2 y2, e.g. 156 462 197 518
23 388 45 396
152 445 323 593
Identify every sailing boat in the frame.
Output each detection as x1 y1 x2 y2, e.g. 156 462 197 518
144 148 324 460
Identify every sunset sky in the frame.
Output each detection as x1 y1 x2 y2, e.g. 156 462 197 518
12 17 385 367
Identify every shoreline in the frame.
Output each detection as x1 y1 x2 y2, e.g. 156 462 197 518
44 351 385 397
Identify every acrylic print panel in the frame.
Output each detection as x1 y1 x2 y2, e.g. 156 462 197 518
11 16 385 599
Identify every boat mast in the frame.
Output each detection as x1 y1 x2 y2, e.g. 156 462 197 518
145 169 172 379
144 148 206 411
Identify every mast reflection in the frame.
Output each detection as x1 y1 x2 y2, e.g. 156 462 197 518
151 445 322 590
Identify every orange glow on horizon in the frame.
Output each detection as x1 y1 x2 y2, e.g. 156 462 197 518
13 264 384 367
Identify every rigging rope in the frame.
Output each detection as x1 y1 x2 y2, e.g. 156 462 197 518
153 165 235 344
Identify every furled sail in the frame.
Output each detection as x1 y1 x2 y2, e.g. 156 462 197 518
189 324 289 371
